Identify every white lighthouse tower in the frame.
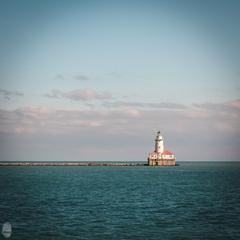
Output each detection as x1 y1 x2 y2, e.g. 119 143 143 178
155 131 164 154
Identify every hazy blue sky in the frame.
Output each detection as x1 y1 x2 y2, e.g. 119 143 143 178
0 0 239 161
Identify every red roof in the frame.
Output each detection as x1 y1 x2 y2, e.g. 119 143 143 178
162 150 174 155
149 150 174 155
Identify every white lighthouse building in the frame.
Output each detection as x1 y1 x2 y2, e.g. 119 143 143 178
148 131 176 166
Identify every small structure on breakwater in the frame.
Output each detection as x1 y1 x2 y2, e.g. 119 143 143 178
148 131 176 166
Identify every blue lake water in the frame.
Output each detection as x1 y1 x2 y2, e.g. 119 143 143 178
0 162 240 239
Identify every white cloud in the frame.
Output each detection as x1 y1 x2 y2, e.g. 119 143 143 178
0 88 24 100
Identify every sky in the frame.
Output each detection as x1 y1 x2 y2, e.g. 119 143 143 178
0 0 239 161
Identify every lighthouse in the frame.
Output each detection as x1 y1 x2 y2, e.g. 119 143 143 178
148 131 176 166
155 131 164 154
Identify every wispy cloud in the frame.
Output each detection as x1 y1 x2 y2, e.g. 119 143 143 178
44 89 62 99
0 106 141 136
44 89 112 101
193 99 240 113
73 75 89 81
0 88 24 100
55 74 65 80
63 89 111 101
55 74 90 81
102 101 187 109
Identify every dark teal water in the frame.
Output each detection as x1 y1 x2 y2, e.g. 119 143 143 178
1 162 240 240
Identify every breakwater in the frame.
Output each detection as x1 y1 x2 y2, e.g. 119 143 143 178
0 162 147 167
